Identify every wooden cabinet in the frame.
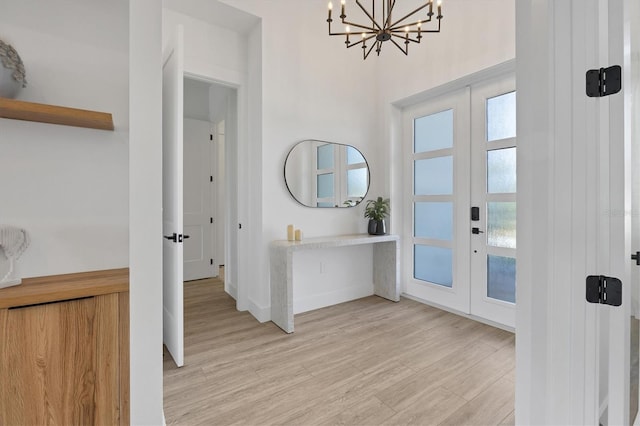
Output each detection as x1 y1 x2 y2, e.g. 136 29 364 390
0 269 129 425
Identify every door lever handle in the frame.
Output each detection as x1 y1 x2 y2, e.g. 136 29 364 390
164 233 178 242
183 235 190 239
472 228 484 234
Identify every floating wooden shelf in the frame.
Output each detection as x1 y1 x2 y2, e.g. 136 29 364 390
0 97 114 130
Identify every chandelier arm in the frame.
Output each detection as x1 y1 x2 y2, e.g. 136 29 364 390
388 3 431 29
329 19 364 36
355 0 383 31
388 37 408 55
346 35 376 49
390 33 421 44
389 17 433 31
384 0 397 29
340 19 377 32
363 40 378 60
376 39 383 55
346 38 365 48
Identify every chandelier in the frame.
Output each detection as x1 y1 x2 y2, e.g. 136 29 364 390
327 0 443 60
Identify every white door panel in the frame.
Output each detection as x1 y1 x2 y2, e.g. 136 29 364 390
470 76 517 328
183 118 216 281
403 88 471 314
162 25 185 368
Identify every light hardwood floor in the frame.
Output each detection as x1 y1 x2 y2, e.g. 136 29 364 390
163 276 515 425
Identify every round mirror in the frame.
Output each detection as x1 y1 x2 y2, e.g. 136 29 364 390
284 140 370 208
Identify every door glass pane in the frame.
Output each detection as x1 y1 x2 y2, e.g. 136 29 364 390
487 255 516 303
347 168 367 198
414 245 452 287
317 173 334 198
414 109 454 153
347 146 365 165
487 91 516 142
487 148 516 193
317 144 334 169
414 156 453 195
415 202 453 240
487 202 516 249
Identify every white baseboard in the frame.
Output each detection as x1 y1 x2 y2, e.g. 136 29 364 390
294 285 373 315
225 281 237 300
247 298 270 323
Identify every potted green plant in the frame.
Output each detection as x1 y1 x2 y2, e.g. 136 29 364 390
364 196 390 235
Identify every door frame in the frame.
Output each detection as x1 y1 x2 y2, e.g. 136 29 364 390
398 62 516 328
515 0 632 424
182 71 244 309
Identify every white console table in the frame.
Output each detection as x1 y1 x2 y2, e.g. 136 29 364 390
270 233 400 333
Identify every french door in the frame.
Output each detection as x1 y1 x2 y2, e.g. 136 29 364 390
470 76 517 327
404 74 516 329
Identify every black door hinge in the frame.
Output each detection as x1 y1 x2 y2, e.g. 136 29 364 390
210 217 213 224
210 176 213 182
210 259 213 265
210 134 213 141
586 275 622 306
586 65 622 97
632 252 640 265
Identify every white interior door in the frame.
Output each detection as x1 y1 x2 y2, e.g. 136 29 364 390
183 117 216 281
470 76 517 328
162 25 185 368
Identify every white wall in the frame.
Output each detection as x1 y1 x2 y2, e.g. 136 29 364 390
163 9 248 87
129 0 164 423
0 0 129 278
217 0 381 316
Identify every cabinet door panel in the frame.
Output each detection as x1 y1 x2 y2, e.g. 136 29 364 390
0 294 119 425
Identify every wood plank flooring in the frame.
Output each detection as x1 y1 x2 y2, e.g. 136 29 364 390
163 276 515 425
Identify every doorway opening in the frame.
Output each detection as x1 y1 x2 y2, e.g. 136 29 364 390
182 77 235 287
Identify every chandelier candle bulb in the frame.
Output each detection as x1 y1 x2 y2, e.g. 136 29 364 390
328 2 332 20
340 0 345 19
287 224 295 241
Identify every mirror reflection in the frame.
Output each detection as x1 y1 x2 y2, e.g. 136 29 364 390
284 140 370 208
